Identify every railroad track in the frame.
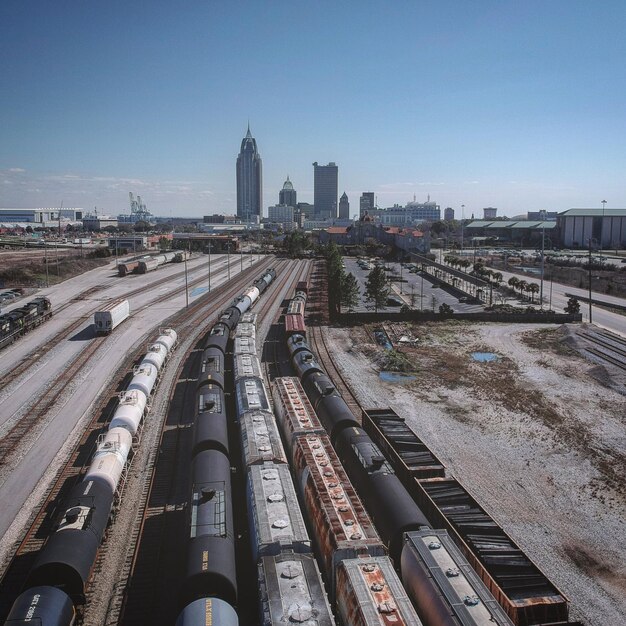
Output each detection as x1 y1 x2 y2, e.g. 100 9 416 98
0 335 107 464
260 260 312 384
0 257 273 624
107 257 279 626
0 255 234 394
306 260 361 420
579 331 626 371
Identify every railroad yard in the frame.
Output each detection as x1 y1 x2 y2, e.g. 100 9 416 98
0 255 624 625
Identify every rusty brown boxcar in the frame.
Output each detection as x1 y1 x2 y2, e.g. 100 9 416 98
291 433 386 598
272 377 325 458
336 556 422 626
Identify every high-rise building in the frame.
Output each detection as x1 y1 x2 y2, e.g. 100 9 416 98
444 207 455 221
313 162 338 219
267 204 296 230
483 207 497 220
279 176 297 207
236 125 263 221
359 192 375 217
338 192 350 219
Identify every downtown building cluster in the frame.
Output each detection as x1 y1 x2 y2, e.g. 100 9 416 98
235 127 441 232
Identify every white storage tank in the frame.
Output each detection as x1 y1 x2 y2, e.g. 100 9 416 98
142 343 167 371
94 299 130 335
84 427 133 493
128 363 158 397
109 390 147 435
154 328 177 353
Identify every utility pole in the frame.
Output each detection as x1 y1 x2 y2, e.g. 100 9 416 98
460 204 465 252
44 239 49 288
240 246 243 273
600 200 607 264
539 222 546 311
227 243 231 280
399 260 403 294
184 241 190 308
589 237 592 324
420 264 424 311
207 240 212 292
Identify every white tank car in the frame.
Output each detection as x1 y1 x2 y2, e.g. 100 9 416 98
244 285 260 305
162 251 177 263
154 328 177 353
153 254 168 265
109 390 147 435
128 363 158 397
141 343 167 371
84 427 133 493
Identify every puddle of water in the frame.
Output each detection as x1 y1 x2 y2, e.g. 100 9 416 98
374 328 393 350
379 371 416 383
471 352 499 362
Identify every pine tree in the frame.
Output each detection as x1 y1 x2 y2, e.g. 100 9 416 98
341 273 360 312
364 265 389 312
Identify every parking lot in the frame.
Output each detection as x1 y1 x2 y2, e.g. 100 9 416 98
342 257 484 313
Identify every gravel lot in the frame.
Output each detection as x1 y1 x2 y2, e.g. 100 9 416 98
327 321 626 626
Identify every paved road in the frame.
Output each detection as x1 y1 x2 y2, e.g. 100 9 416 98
343 257 482 313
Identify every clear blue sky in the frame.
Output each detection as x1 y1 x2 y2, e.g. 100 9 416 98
1 1 625 217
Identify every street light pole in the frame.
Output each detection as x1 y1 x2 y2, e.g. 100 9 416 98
461 204 465 252
227 244 231 280
420 264 424 311
539 223 546 311
207 241 211 292
589 237 592 324
600 199 607 261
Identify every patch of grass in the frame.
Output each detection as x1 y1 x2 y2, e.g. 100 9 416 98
381 349 413 372
521 326 575 356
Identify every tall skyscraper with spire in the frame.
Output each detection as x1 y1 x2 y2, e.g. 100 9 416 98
236 125 263 221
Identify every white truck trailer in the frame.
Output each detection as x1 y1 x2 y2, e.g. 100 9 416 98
94 299 130 334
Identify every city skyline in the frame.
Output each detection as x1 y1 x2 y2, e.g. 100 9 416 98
1 2 626 216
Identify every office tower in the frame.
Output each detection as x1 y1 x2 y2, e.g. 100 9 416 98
313 162 338 219
359 192 375 217
339 192 350 219
444 207 455 221
236 125 263 221
483 207 497 219
279 176 297 207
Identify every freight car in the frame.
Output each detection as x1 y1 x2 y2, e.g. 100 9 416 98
362 408 446 480
137 257 160 273
282 297 538 625
4 329 177 625
284 312 306 338
292 433 387 597
0 296 52 350
408 478 569 625
238 410 288 466
118 260 139 276
336 556 422 626
94 299 130 335
246 463 310 561
258 553 333 626
401 530 514 626
176 268 282 624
